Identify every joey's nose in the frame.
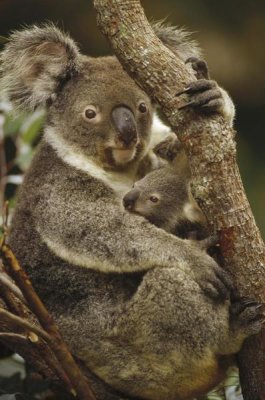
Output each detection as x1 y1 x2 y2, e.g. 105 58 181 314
112 106 137 146
123 190 140 211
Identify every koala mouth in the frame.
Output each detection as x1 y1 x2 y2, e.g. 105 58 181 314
111 146 137 165
103 141 144 169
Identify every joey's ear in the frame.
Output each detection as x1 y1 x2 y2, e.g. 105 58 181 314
152 20 202 62
0 23 80 110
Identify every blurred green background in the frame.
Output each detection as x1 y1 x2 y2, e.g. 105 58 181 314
0 0 265 237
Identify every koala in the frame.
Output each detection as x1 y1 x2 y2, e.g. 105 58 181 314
123 137 208 240
1 23 262 400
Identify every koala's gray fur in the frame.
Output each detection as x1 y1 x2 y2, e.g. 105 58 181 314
0 23 257 400
152 20 202 61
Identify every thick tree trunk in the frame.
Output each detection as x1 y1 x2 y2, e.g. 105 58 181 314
93 1 265 399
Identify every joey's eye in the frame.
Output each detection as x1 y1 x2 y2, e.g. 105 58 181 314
149 195 159 203
138 102 148 113
85 109 96 119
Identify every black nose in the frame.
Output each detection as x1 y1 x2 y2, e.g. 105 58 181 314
123 190 140 210
112 106 137 146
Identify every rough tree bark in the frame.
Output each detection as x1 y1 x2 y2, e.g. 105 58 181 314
93 1 265 399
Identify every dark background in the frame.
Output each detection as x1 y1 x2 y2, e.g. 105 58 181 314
1 0 265 236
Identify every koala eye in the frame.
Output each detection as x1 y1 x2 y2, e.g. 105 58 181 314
83 105 99 122
85 109 96 119
85 109 97 119
149 195 159 203
138 102 148 113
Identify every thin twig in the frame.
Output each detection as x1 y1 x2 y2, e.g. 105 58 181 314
2 244 59 333
0 332 27 341
0 330 74 394
0 202 96 399
0 201 9 249
0 281 27 316
0 308 52 343
1 244 96 400
0 269 26 304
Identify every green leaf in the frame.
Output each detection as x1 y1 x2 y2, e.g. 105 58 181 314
20 111 45 144
4 114 26 137
15 149 34 171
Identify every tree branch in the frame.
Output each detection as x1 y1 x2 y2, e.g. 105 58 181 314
0 200 96 400
93 1 265 399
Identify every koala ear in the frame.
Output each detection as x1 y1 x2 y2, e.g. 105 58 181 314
152 20 202 62
0 23 80 110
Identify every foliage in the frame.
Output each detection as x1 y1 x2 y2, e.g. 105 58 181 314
0 372 51 400
0 370 74 400
202 368 242 400
0 101 45 207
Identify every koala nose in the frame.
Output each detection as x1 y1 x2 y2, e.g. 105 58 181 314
123 190 140 211
112 106 137 147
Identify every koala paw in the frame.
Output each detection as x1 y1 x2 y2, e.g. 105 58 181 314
186 57 210 80
199 264 233 302
153 135 182 162
230 299 265 337
176 57 224 114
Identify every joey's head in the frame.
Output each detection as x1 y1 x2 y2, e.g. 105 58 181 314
0 23 201 170
123 167 190 232
123 167 207 237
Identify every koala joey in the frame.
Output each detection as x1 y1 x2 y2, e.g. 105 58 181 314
123 135 208 240
1 23 263 400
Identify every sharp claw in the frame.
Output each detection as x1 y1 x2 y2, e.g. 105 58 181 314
178 100 195 110
240 299 260 307
256 303 264 310
175 87 191 97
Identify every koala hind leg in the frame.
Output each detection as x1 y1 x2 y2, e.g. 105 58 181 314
77 360 136 400
219 299 265 355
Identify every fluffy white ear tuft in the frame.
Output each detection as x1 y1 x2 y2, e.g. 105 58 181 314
0 23 80 110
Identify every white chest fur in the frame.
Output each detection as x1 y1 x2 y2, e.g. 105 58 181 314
44 127 136 196
44 115 171 196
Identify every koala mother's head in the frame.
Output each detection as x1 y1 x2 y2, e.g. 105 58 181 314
0 23 200 170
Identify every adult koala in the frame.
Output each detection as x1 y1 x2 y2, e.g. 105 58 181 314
0 24 261 400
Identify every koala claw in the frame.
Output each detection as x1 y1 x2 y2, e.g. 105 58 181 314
176 57 225 115
198 234 219 251
177 79 223 114
201 267 233 302
230 299 265 337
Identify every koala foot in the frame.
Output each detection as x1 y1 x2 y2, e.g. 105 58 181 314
200 265 233 302
153 135 182 162
198 234 219 251
230 299 265 337
218 299 264 355
185 57 210 80
176 57 224 114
